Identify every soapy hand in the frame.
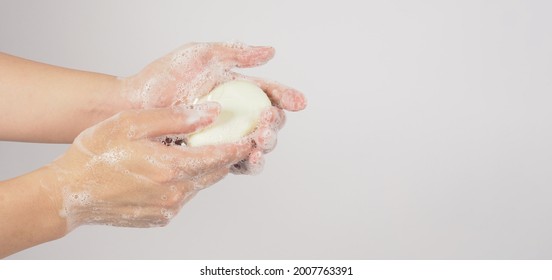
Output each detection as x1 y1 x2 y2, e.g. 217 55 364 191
45 103 253 231
121 42 307 174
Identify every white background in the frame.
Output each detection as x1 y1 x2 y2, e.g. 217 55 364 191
1 0 551 259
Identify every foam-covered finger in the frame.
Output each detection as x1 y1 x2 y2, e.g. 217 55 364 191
177 140 254 177
216 43 275 68
254 127 278 153
245 150 266 175
129 102 221 140
230 150 265 175
259 107 287 130
232 74 307 111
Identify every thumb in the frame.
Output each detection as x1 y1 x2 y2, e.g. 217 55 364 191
127 102 221 139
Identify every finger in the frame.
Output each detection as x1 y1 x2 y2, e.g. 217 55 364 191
259 107 287 130
126 102 221 140
230 150 265 175
215 43 275 68
251 127 278 153
231 74 307 111
175 140 254 177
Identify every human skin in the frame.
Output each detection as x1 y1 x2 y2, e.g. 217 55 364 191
0 103 255 258
0 52 124 143
0 42 307 257
0 42 306 171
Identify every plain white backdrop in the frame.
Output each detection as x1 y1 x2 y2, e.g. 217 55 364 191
1 0 551 259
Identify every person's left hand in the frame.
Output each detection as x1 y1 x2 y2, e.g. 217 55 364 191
120 42 307 174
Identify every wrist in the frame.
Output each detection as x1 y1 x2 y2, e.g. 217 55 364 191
0 167 68 257
46 151 94 232
117 74 151 109
92 75 132 118
30 166 70 238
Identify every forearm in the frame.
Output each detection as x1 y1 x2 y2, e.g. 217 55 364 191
0 52 129 143
0 167 67 258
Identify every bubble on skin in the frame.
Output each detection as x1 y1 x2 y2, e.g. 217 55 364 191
176 82 194 103
126 77 170 109
86 148 130 167
125 79 149 108
231 149 265 175
260 109 273 125
249 150 265 171
189 176 203 191
161 154 171 161
161 195 168 201
258 129 277 151
258 107 283 129
70 192 91 205
54 42 291 230
221 41 247 49
173 170 188 181
170 43 206 69
58 187 94 230
174 68 222 104
161 208 174 220
281 89 306 110
127 125 137 138
125 42 238 109
181 108 203 126
145 155 160 167
181 153 203 169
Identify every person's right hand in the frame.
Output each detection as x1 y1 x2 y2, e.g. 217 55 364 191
44 102 253 232
119 42 307 175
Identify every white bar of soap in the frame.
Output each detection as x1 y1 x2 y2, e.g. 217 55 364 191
187 80 271 147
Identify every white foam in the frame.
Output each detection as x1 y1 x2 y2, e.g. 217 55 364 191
160 208 174 220
127 125 137 138
87 148 130 167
